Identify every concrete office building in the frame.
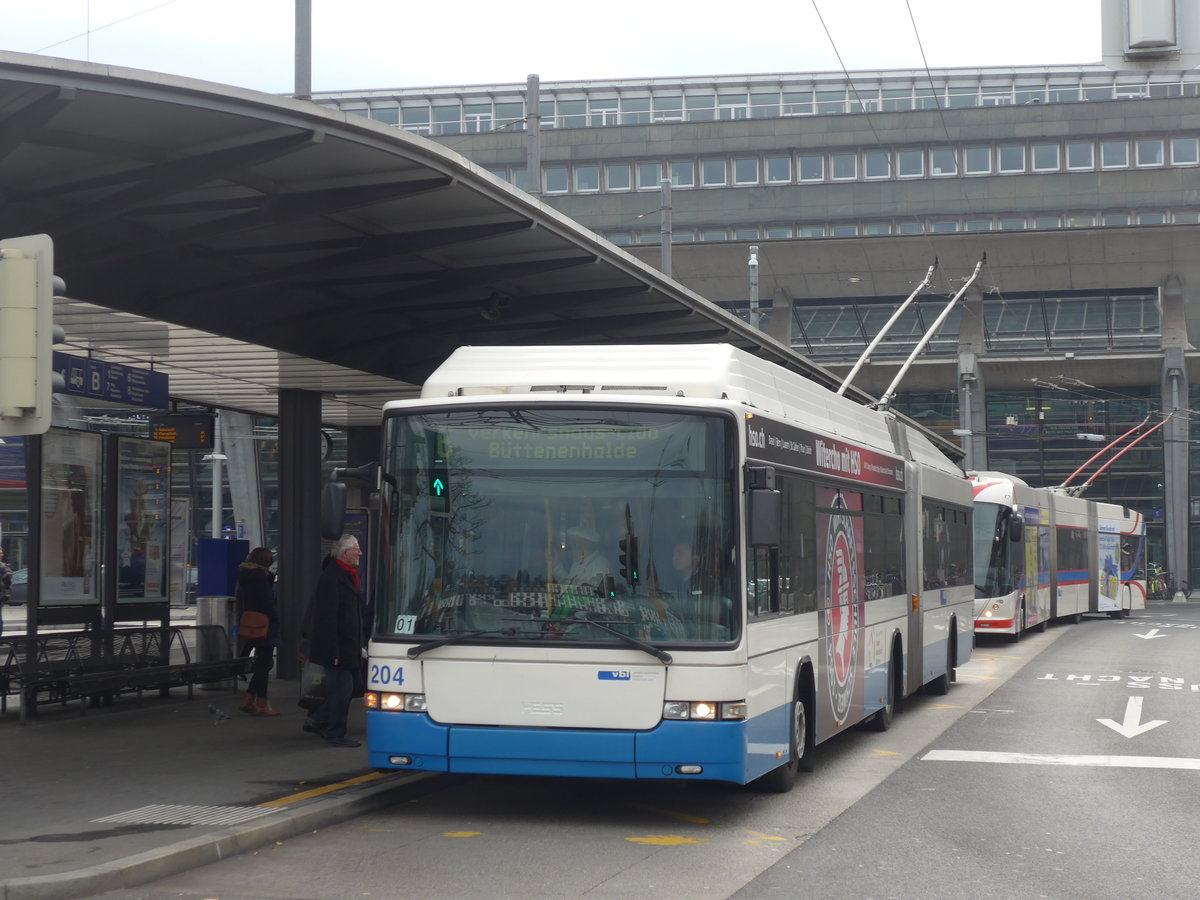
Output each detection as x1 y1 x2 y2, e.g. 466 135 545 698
311 0 1200 580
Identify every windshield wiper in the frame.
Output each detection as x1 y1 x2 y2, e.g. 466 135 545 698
567 611 672 665
407 628 519 658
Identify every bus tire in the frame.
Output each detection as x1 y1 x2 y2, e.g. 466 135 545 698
753 689 812 792
870 649 898 731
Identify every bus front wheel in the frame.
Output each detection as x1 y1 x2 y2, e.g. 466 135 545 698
753 693 812 792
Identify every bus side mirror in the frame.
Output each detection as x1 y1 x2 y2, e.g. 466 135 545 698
321 481 347 540
748 489 781 547
1008 512 1024 543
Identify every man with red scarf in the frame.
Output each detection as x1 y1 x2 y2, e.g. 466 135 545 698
304 534 365 747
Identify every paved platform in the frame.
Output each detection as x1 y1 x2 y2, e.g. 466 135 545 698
0 679 433 900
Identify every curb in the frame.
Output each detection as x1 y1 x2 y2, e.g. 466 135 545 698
0 770 443 900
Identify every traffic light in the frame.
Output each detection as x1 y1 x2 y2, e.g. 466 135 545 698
618 535 639 585
0 234 62 437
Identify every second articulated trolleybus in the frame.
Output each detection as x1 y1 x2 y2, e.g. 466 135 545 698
970 471 1147 640
347 344 974 790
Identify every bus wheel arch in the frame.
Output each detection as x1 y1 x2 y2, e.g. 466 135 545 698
926 621 956 696
751 663 814 792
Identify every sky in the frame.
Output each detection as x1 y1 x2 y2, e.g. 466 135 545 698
0 0 1104 94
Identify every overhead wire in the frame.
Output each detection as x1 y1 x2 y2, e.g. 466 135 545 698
33 0 186 55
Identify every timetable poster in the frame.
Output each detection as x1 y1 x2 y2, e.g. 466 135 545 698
40 429 102 606
117 437 171 602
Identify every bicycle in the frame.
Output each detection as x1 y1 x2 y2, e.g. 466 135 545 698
1147 564 1191 602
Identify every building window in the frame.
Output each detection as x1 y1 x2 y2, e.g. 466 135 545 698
863 150 890 179
1102 212 1131 226
831 152 857 180
511 167 528 191
605 163 631 191
1136 138 1165 167
621 97 650 125
1067 213 1096 227
930 148 957 175
672 232 695 242
1032 143 1060 171
558 100 586 129
733 157 760 184
998 216 1027 230
1033 215 1061 228
685 94 715 122
543 166 569 193
1138 211 1166 224
734 227 760 240
897 221 924 234
1066 141 1094 169
799 154 824 181
574 165 600 192
1101 140 1129 168
670 160 695 187
432 104 462 135
998 144 1025 173
766 155 792 182
798 226 826 237
931 220 958 233
608 232 631 245
1171 137 1199 165
783 91 813 115
863 223 892 235
637 161 662 190
766 226 793 239
495 101 525 129
654 95 684 122
701 228 728 241
963 147 991 174
401 105 431 134
965 219 992 231
831 224 859 236
897 149 924 177
588 99 618 127
1173 211 1200 224
701 159 727 186
369 105 399 125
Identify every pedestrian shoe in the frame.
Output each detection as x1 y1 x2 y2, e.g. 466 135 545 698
325 737 361 747
253 696 280 720
239 692 256 714
302 720 324 736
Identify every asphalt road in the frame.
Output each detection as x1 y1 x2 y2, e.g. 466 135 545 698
736 602 1200 899
88 619 1080 900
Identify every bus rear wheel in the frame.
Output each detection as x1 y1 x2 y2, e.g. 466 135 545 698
927 637 954 696
870 655 897 731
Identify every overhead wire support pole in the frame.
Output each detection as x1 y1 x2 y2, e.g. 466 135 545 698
836 259 938 396
875 255 985 412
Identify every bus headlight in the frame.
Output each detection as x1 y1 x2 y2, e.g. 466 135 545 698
368 692 427 712
663 701 746 721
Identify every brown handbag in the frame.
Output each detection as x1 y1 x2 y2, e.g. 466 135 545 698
238 610 270 640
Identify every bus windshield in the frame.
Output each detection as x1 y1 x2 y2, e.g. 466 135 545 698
376 406 739 647
973 501 1015 598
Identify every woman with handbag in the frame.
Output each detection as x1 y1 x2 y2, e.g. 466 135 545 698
235 546 281 716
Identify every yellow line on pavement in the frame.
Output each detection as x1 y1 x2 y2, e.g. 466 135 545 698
257 771 390 807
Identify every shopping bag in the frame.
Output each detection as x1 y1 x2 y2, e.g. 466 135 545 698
298 659 326 710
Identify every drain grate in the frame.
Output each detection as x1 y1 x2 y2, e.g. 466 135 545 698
93 804 275 827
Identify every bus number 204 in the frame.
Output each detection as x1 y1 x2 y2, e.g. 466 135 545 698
369 664 405 687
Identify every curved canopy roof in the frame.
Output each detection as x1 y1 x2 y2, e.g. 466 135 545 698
0 51 864 426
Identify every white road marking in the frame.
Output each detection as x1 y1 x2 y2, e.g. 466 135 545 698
1097 695 1168 738
923 750 1200 770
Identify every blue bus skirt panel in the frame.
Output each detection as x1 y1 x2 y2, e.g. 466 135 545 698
366 710 786 784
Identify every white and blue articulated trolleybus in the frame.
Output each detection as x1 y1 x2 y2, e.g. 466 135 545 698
970 472 1147 640
344 344 974 791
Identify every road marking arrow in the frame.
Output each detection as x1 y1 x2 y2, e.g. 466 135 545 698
1133 628 1166 640
1097 696 1168 738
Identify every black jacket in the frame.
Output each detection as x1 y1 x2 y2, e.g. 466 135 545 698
307 560 364 670
235 562 278 622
